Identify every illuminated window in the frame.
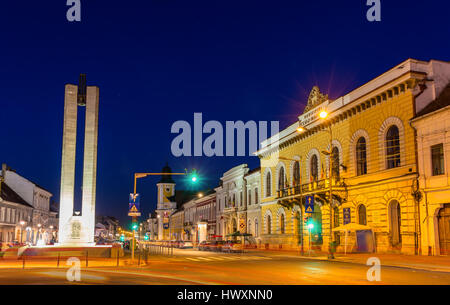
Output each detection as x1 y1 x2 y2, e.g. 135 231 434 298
280 214 285 234
266 172 272 197
293 161 300 185
356 137 367 175
278 166 285 190
386 126 400 169
333 207 339 228
431 143 445 176
267 215 272 234
358 204 367 225
310 155 318 182
331 147 340 179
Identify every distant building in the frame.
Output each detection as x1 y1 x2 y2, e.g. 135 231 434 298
0 179 33 246
244 167 261 244
411 83 450 255
1 164 58 245
95 215 120 240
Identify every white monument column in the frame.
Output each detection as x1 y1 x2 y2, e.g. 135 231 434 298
81 86 99 245
57 76 100 247
58 84 78 245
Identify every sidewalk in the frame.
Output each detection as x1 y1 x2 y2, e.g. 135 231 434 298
255 249 450 273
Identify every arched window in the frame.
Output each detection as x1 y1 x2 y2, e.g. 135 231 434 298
333 207 340 228
278 167 285 190
266 215 272 234
390 200 401 246
358 204 367 225
293 161 300 186
310 155 318 182
280 214 285 234
331 147 340 179
248 191 252 206
386 126 400 169
356 137 367 176
255 188 259 203
266 172 272 197
248 219 252 234
255 219 258 236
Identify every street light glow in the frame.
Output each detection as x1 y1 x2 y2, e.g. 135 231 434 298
296 126 306 133
307 223 314 229
319 110 329 119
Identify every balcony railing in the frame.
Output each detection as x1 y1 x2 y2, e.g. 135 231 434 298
276 178 347 201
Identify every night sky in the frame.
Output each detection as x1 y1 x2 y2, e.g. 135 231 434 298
1 1 449 225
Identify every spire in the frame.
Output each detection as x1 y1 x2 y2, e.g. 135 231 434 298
159 162 175 183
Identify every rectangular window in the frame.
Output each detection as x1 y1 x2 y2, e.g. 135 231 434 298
431 144 445 176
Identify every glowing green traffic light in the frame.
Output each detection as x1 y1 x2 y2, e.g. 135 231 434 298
120 234 125 242
144 235 149 241
307 223 314 230
132 223 138 230
188 169 198 183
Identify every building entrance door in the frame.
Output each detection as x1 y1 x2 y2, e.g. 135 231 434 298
438 204 450 255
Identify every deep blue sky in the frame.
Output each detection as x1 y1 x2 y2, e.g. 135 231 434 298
1 1 449 225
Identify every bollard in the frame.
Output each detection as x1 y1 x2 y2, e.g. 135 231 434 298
57 252 60 268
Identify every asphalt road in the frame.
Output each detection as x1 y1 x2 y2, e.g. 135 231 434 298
1 250 450 285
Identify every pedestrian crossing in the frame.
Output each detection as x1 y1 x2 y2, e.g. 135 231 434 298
172 255 273 263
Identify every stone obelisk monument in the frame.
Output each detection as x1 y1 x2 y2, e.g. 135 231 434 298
57 74 99 246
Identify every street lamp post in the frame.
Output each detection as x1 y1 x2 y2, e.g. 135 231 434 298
131 170 194 262
131 172 180 262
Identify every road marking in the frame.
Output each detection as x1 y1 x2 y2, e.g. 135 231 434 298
195 257 212 261
88 268 217 285
207 257 226 260
185 257 201 261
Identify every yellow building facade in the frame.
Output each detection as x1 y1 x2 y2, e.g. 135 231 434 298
257 59 450 255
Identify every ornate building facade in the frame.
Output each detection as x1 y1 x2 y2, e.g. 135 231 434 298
257 59 450 255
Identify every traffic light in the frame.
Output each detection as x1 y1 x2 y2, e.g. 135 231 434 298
120 234 125 242
144 234 149 241
305 217 314 230
131 223 138 231
189 170 198 183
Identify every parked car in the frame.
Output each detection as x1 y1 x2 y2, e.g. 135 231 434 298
179 241 193 249
222 240 243 253
198 240 211 251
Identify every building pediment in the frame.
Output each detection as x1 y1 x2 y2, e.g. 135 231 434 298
303 86 328 114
